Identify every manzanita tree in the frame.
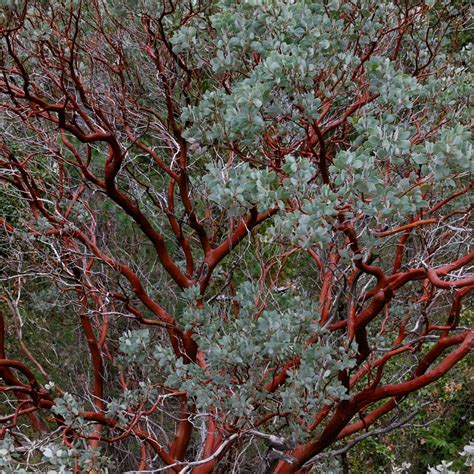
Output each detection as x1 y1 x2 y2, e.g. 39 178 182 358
0 0 472 472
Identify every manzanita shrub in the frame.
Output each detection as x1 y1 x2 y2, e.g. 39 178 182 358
0 0 472 472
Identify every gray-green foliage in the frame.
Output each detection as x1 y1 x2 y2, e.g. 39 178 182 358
0 431 113 473
202 162 284 215
0 0 472 471
122 282 357 439
179 0 357 147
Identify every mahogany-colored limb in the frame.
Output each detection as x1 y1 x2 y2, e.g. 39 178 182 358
273 333 472 472
77 292 105 449
38 398 179 469
374 218 437 237
0 312 49 432
168 400 193 461
199 208 278 292
190 417 224 474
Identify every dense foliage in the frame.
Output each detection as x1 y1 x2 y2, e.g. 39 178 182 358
0 0 472 472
